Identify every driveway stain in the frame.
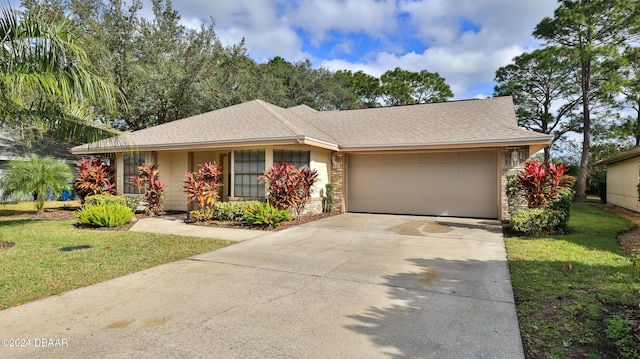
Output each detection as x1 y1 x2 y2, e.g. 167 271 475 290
389 220 452 236
107 319 133 329
145 317 169 327
417 268 441 286
424 222 453 233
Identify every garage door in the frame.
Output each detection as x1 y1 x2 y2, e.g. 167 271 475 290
347 151 498 218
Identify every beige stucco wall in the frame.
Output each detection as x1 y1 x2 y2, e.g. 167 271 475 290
156 151 189 211
310 148 331 199
607 158 640 212
115 152 124 195
266 146 331 200
114 146 332 213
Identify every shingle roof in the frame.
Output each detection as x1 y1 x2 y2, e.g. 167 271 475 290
596 147 640 166
1 127 78 162
291 96 548 148
72 96 551 153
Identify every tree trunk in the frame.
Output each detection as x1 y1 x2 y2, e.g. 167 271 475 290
575 59 591 200
544 146 551 164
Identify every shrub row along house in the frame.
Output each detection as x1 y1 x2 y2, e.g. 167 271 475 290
71 96 551 220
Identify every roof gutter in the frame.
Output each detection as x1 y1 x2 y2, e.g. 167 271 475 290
71 136 341 154
338 136 552 152
596 147 640 166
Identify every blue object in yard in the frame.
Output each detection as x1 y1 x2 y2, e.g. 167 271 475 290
58 189 73 201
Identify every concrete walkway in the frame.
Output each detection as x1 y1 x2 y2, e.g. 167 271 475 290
0 214 523 358
129 215 268 241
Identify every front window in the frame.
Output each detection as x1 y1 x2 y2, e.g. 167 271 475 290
123 153 145 194
234 150 265 197
273 150 310 168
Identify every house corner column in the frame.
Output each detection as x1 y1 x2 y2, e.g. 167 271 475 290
330 152 345 213
500 146 529 220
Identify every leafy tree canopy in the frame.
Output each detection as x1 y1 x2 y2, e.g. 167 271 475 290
381 67 453 106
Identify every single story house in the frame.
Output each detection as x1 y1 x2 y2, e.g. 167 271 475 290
596 147 640 212
71 96 551 220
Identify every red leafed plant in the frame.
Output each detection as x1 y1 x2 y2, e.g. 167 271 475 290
260 161 318 220
182 162 223 210
517 160 573 209
74 157 116 203
133 163 164 216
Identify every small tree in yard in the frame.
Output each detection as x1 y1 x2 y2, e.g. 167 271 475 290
74 158 116 203
182 162 223 218
0 154 73 214
260 161 319 220
132 163 164 216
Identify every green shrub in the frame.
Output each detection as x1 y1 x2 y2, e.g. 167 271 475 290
188 208 213 222
75 203 134 228
506 174 524 216
244 202 292 227
508 208 566 236
548 189 574 230
213 201 262 221
84 194 139 212
632 254 640 273
324 183 334 213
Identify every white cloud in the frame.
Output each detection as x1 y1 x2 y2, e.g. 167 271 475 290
149 0 559 99
288 0 398 45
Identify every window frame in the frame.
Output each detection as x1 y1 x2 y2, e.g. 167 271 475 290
273 150 311 169
233 150 265 198
123 153 146 194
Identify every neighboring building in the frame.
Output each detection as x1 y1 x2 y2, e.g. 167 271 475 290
597 147 640 212
0 127 79 200
71 97 551 220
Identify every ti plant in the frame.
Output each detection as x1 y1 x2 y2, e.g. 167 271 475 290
182 161 223 211
132 163 164 216
517 160 574 209
260 161 318 220
74 157 116 203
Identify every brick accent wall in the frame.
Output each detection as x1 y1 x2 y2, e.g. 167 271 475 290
300 197 324 217
330 152 345 213
500 146 529 220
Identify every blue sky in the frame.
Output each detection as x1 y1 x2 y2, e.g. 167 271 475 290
167 0 559 100
14 0 560 100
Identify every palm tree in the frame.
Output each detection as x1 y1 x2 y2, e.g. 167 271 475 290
0 154 74 214
0 3 120 144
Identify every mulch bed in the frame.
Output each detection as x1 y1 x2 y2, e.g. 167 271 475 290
2 207 335 232
5 208 78 220
193 212 336 231
595 203 640 255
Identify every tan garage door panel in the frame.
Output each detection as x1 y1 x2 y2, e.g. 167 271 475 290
347 151 498 218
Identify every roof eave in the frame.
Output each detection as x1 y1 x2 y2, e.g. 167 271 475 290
596 147 640 166
71 136 340 154
338 136 553 152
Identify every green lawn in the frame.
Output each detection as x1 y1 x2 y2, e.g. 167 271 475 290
0 202 233 310
506 203 640 358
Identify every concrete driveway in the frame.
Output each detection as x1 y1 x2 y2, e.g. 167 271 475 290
0 213 523 359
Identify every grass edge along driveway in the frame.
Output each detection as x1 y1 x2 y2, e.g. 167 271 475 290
0 215 233 310
506 203 640 359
